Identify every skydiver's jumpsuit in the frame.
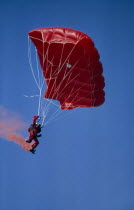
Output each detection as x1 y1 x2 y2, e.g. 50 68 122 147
28 118 40 148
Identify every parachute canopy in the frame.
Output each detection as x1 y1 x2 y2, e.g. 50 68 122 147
28 27 105 110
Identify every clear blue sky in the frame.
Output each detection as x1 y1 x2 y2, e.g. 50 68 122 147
0 0 134 210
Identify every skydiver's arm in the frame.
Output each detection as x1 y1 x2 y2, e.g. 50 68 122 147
32 116 39 126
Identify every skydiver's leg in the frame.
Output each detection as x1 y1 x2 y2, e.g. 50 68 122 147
29 131 35 139
26 131 35 143
32 138 39 148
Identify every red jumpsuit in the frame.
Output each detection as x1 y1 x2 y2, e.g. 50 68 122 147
28 116 40 148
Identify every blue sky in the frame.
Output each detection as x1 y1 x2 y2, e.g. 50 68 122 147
0 0 134 210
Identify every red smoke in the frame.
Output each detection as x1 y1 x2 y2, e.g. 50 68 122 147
0 106 32 152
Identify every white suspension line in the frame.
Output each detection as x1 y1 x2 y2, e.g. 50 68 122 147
28 37 85 126
28 37 40 90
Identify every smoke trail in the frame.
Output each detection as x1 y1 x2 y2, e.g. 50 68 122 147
0 106 32 152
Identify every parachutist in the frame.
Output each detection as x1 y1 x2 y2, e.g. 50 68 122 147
26 116 42 154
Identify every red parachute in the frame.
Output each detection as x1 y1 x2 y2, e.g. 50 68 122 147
28 27 105 110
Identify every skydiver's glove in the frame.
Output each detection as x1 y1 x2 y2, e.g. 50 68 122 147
36 134 42 138
33 116 39 120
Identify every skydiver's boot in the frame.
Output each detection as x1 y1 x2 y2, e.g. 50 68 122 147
30 147 36 154
26 139 32 143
